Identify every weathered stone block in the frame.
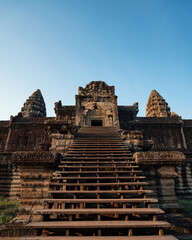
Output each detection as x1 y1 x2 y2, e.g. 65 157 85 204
134 151 185 213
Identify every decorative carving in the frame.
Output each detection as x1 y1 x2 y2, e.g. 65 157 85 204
21 89 46 118
76 81 119 127
0 226 37 237
12 151 60 166
121 130 153 151
49 133 73 153
78 81 115 96
134 151 185 166
146 90 171 117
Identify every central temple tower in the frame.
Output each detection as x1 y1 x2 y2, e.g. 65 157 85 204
75 81 120 127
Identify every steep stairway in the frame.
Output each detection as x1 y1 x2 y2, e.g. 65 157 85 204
26 126 177 239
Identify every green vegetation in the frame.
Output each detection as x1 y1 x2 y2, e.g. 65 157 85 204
0 197 20 225
178 199 192 220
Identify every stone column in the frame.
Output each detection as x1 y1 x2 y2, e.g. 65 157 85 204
11 151 62 224
134 151 185 213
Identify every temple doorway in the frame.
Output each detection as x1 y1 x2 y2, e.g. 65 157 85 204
91 120 103 126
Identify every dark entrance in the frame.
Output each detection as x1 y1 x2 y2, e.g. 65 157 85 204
91 120 103 126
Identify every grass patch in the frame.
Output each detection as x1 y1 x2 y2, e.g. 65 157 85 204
0 197 20 225
178 199 192 219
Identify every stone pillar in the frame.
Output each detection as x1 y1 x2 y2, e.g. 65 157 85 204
134 151 185 213
11 151 62 224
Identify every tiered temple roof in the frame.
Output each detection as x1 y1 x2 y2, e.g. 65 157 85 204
146 90 171 117
21 89 46 118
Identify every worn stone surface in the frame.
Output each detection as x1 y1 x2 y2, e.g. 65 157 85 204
49 132 73 153
0 81 192 237
11 151 62 224
21 89 46 118
134 151 185 166
146 90 171 117
121 130 153 151
76 81 120 127
12 151 60 166
134 151 185 213
0 225 37 238
45 119 75 154
78 81 115 96
0 81 191 212
175 159 192 198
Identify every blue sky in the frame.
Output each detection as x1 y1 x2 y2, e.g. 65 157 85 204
0 0 192 120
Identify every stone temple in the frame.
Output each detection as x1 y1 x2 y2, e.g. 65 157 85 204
0 81 191 239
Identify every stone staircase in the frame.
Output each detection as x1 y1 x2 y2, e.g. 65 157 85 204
25 127 177 239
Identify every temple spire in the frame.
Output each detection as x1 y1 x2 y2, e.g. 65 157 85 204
146 90 171 117
21 89 46 118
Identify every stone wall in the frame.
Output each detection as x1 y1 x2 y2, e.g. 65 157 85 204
11 151 62 224
120 117 186 151
0 121 9 152
175 158 192 198
4 118 51 152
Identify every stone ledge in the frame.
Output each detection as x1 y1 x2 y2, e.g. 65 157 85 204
134 151 185 166
12 151 62 166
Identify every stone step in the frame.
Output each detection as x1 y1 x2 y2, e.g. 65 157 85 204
50 182 148 187
67 149 130 152
66 153 132 157
27 220 170 229
71 144 126 147
55 170 143 174
33 208 164 215
67 152 131 155
58 165 139 169
73 140 124 142
70 146 128 149
20 236 178 240
69 146 129 149
40 198 158 204
23 126 170 239
62 157 135 160
52 176 146 180
49 189 152 194
60 161 136 165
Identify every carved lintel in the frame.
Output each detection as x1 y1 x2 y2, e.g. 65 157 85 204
0 225 37 237
134 151 185 166
12 151 62 166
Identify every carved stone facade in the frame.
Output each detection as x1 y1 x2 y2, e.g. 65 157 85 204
75 81 119 127
121 130 153 151
0 81 192 208
45 119 75 154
